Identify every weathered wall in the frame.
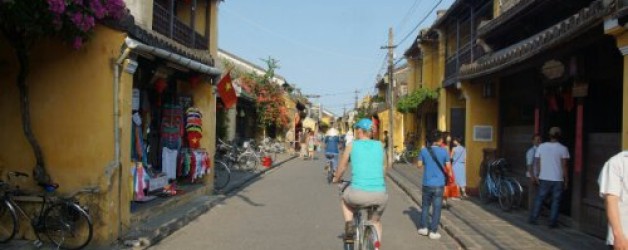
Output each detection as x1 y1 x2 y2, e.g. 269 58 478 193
462 80 500 189
126 0 153 30
0 26 132 243
617 32 628 150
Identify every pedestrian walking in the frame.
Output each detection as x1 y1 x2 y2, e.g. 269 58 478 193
345 130 354 147
307 130 316 160
440 132 459 205
528 127 570 228
452 136 467 198
599 151 628 250
417 130 450 240
286 128 295 155
382 130 389 150
526 134 542 209
299 129 307 160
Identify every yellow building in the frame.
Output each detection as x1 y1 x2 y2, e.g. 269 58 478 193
0 0 221 246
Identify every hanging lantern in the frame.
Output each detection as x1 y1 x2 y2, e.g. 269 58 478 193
155 78 168 94
189 75 201 88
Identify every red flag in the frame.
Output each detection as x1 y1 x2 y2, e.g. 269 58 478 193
217 70 237 109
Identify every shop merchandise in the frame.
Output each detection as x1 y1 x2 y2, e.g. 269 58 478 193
185 107 203 149
161 147 179 180
132 162 152 201
177 149 211 182
161 104 184 149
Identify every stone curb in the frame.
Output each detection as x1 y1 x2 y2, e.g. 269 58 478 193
123 155 298 250
387 168 478 250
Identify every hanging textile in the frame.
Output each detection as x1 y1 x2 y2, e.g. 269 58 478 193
132 162 149 201
161 104 184 150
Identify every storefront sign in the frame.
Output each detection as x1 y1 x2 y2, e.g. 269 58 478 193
473 125 493 142
541 60 565 80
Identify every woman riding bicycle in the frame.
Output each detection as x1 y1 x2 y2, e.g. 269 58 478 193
323 127 341 172
333 118 388 243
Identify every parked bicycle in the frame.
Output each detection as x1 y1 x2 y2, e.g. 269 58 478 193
392 146 414 165
339 180 380 250
213 160 231 191
0 171 95 250
478 158 523 211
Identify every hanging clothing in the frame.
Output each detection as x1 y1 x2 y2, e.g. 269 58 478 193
162 147 178 180
161 105 184 149
132 163 149 201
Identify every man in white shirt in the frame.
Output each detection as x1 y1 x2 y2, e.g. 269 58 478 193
526 134 541 209
528 127 570 228
599 151 628 249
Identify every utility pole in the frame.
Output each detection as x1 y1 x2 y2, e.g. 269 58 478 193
381 27 396 167
354 89 359 109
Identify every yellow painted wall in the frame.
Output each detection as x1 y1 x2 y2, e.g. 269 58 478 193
378 109 404 150
493 0 501 18
461 80 500 189
0 26 132 243
614 32 628 150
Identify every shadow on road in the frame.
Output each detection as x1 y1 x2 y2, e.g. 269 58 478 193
235 193 264 207
402 206 422 230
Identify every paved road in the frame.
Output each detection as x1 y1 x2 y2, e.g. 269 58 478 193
151 154 461 250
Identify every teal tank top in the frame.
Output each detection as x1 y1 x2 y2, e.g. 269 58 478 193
350 140 386 192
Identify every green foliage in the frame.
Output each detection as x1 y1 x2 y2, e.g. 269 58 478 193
396 88 440 113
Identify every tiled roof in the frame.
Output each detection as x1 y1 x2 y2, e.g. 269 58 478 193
459 0 614 80
104 14 214 66
476 0 541 38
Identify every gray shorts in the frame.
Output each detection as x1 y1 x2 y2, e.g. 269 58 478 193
342 187 388 216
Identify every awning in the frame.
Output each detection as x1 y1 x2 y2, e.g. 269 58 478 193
124 37 222 78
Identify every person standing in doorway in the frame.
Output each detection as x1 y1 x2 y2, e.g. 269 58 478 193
451 136 467 198
382 131 389 150
529 127 570 228
598 151 628 250
417 131 449 240
526 134 542 209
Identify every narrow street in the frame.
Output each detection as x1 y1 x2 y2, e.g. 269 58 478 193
151 155 460 250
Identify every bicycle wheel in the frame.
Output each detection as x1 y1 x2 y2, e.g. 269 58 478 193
401 150 411 165
478 179 491 203
327 163 334 184
237 154 257 172
508 178 524 208
214 161 231 190
498 181 514 212
362 225 380 250
43 202 93 250
0 199 18 243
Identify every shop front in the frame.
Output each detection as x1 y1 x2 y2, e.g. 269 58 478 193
123 37 221 225
460 1 621 238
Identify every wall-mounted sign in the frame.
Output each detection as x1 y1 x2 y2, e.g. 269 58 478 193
473 125 493 142
541 60 565 80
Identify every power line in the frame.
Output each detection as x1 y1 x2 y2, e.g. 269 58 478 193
395 0 425 32
221 8 378 63
396 0 444 47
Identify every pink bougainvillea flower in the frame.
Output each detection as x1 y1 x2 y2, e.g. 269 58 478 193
70 12 95 32
46 0 66 15
72 37 83 50
89 0 107 19
104 0 126 19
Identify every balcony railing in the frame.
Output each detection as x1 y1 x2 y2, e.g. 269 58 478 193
153 1 209 50
444 43 475 85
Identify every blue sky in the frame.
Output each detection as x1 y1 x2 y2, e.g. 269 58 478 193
218 0 455 116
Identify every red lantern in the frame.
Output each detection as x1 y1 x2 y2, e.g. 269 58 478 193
155 78 167 94
189 75 201 88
